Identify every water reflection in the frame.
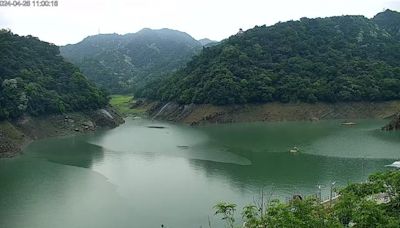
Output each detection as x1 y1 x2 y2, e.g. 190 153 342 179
1 118 398 228
26 134 106 168
0 153 133 228
188 153 390 197
90 118 395 196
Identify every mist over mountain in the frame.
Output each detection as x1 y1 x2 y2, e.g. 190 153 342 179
60 28 203 93
137 10 400 105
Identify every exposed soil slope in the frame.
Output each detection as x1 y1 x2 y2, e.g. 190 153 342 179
144 101 400 125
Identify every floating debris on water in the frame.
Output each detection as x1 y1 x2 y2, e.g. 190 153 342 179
341 122 357 126
147 126 166 129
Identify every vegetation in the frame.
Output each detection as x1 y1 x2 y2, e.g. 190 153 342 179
0 30 109 120
373 9 400 39
215 170 400 228
137 10 400 105
109 95 145 116
60 28 204 93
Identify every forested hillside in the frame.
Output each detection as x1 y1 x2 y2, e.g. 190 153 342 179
199 38 218 47
0 30 108 120
60 28 204 93
373 9 400 38
137 10 400 105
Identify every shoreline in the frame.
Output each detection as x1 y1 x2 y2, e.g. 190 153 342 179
139 100 400 126
0 107 124 158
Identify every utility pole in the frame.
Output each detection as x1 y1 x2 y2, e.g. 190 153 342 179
261 188 264 215
330 181 336 206
317 185 322 202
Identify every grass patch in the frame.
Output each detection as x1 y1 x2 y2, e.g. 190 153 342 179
109 94 146 116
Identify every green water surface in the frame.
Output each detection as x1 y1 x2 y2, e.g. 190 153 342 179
1 118 399 227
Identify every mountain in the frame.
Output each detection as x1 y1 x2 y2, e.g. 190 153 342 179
60 28 203 93
0 30 109 120
199 38 218 47
137 10 400 105
373 9 400 38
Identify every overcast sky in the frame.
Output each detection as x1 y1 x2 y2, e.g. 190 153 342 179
1 0 400 45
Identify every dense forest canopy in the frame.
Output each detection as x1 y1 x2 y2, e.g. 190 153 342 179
373 9 400 38
60 28 205 93
0 30 108 120
137 10 400 105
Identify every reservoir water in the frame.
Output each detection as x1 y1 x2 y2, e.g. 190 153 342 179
1 118 400 227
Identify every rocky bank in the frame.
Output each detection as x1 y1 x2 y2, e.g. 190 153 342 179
142 100 400 125
0 106 124 158
382 113 400 131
